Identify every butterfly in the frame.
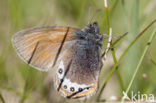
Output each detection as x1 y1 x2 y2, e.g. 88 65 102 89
12 22 108 99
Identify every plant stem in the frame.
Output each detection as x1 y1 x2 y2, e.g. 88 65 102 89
97 19 156 102
104 0 124 91
121 29 156 103
97 0 124 101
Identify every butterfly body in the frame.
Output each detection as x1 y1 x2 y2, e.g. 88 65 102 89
12 22 104 99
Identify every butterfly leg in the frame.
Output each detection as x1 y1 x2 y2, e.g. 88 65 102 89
101 28 112 63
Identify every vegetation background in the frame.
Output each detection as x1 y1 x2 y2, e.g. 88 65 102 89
0 0 155 103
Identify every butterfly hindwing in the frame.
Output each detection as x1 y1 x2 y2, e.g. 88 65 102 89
54 40 102 99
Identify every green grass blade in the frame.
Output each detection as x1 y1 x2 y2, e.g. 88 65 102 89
97 19 156 102
104 0 124 91
111 32 128 47
121 28 156 103
105 0 124 91
111 48 125 91
97 0 124 101
0 93 5 103
151 59 156 66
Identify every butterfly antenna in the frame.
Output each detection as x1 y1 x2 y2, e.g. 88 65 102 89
90 9 101 24
88 6 92 25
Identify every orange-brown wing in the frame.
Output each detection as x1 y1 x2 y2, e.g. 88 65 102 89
12 26 79 71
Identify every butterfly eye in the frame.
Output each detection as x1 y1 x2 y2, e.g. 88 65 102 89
89 24 92 27
70 87 75 92
93 22 97 25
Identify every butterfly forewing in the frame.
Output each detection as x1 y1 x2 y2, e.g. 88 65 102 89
12 26 79 71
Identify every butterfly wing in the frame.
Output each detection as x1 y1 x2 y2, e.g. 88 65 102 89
12 26 79 71
12 26 102 99
54 40 102 99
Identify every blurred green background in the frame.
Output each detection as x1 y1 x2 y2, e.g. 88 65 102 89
0 0 156 103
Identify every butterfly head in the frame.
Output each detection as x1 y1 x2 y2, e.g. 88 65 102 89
78 22 103 47
87 22 99 34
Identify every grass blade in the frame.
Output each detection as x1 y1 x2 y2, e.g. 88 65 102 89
97 19 156 102
121 28 156 103
97 0 125 101
0 93 5 103
111 32 128 47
